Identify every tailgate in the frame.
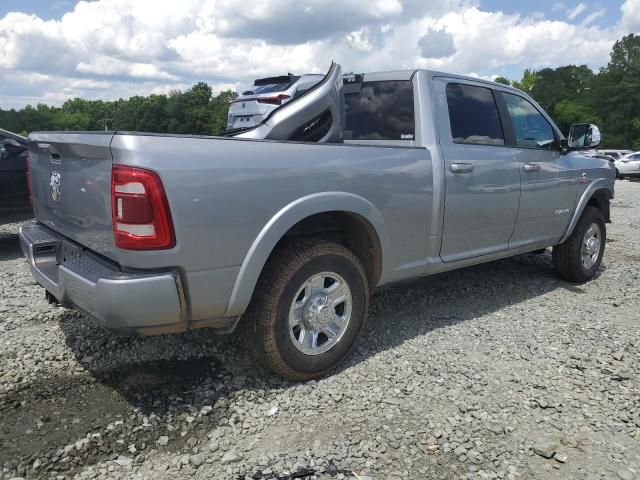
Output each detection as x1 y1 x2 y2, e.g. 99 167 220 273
28 132 118 261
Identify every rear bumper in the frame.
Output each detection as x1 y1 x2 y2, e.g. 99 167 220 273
19 222 187 335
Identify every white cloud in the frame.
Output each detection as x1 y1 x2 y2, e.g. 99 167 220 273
0 0 636 108
418 29 456 58
621 0 640 32
567 3 587 20
581 9 606 26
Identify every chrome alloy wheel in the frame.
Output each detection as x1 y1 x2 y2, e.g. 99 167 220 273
288 272 352 355
581 222 602 269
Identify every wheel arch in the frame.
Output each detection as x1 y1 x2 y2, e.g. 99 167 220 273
559 179 613 244
224 192 389 317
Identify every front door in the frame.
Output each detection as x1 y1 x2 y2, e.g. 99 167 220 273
434 79 521 262
497 91 578 246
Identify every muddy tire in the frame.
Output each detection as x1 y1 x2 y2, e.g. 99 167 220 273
552 206 606 283
242 239 369 380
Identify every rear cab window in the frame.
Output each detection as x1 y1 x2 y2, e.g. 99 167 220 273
344 79 415 142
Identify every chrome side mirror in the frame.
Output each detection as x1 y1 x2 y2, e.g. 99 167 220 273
568 123 601 149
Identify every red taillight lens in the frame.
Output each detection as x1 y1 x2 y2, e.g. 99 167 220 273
230 94 291 106
111 165 175 250
25 155 33 207
257 94 290 105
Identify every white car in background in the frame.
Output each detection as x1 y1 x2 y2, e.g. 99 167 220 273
615 151 640 178
226 73 324 132
598 149 633 160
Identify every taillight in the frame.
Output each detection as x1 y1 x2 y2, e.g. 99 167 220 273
25 155 33 207
230 94 291 106
257 94 290 105
111 165 175 250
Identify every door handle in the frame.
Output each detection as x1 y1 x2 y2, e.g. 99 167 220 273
449 163 474 173
523 163 541 172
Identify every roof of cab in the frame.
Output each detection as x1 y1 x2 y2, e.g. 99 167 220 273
361 69 522 92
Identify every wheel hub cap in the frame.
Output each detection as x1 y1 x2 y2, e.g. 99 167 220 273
288 272 353 356
304 294 332 330
581 222 601 269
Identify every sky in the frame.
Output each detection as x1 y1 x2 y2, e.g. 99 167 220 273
0 0 638 109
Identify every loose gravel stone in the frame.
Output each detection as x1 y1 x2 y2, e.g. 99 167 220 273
555 451 568 463
1 181 640 480
533 438 558 459
221 451 242 465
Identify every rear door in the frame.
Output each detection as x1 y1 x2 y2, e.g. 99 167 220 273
234 62 344 143
621 153 640 174
434 79 521 262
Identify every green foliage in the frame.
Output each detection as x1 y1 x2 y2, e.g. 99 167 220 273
496 34 640 148
511 69 537 94
553 100 599 134
493 76 511 86
0 82 238 136
529 65 594 112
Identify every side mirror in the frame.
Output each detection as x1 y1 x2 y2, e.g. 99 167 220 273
568 123 601 149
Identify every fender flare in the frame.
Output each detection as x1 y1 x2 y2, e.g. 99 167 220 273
224 192 390 317
558 179 614 244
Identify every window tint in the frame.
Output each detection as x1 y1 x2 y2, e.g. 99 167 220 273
344 80 414 140
251 83 292 94
502 93 555 149
446 83 504 146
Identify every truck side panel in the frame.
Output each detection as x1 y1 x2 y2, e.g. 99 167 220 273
110 134 433 321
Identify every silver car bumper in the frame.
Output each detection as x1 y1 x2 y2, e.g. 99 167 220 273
19 223 187 335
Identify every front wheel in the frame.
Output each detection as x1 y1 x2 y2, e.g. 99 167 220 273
552 206 606 283
243 239 369 380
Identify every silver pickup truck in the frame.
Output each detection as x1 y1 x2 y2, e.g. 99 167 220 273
19 63 615 380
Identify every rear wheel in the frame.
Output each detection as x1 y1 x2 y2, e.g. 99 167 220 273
243 239 369 380
552 206 606 283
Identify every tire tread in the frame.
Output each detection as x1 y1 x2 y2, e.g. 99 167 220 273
242 238 368 380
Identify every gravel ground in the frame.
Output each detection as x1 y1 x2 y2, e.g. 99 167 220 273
1 180 639 480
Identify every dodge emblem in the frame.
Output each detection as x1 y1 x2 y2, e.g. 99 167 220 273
50 171 62 203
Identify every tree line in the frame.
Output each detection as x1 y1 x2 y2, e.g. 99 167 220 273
495 34 640 149
0 82 237 137
1 34 638 148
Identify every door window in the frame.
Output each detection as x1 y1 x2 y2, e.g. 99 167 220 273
502 93 556 149
445 83 505 146
344 80 415 140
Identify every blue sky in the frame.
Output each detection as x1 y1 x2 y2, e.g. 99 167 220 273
0 0 77 20
480 0 622 27
0 0 637 108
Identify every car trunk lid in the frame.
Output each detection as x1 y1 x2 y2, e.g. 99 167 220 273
233 62 344 143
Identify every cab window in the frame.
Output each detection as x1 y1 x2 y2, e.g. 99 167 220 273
445 83 505 146
344 80 415 141
502 92 556 149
